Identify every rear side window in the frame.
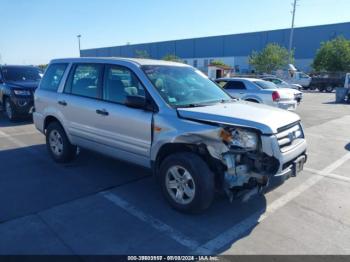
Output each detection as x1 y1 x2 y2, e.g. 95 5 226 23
65 64 103 99
39 64 67 91
224 81 246 90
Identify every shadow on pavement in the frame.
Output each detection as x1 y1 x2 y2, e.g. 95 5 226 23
0 115 33 127
0 144 150 222
0 142 268 254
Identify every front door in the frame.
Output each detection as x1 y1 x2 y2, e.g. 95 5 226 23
94 64 153 167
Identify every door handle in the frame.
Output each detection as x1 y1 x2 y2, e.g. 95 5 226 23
58 100 67 106
96 109 109 116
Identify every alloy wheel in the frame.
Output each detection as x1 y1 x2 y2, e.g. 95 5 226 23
49 130 64 156
165 165 196 205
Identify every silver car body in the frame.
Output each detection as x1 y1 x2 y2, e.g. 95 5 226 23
216 78 298 111
34 58 307 201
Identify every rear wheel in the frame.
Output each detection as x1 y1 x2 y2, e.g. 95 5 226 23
46 122 77 163
325 86 334 93
159 152 215 213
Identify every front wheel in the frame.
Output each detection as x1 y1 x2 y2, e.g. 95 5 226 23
46 122 77 163
159 152 215 213
4 98 17 121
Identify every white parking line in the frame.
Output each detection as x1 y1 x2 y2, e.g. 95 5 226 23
0 130 38 138
0 129 45 157
101 192 200 251
194 152 350 255
304 167 350 183
0 130 29 148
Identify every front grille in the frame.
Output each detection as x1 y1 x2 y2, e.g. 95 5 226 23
276 122 304 152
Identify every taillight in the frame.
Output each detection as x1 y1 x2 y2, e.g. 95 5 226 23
272 91 280 102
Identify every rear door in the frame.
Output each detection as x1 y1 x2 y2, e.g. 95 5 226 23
58 63 105 149
222 80 247 99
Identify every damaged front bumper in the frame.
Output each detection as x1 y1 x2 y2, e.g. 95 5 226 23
221 134 307 202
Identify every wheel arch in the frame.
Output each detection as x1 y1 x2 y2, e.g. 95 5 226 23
43 115 73 144
152 142 225 188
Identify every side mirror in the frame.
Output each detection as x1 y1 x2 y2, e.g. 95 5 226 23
125 95 148 110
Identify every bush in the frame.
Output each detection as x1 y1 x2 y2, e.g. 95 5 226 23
249 43 293 74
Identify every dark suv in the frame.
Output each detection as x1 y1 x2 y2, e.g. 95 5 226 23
0 65 42 120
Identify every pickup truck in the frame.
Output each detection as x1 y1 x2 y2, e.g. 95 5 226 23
33 58 307 213
309 74 346 93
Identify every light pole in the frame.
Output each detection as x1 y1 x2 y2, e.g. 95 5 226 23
77 35 82 56
288 0 298 63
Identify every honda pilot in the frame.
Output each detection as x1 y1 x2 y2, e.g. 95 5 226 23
33 58 307 213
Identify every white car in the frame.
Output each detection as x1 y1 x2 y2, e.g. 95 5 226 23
216 78 299 111
262 77 302 90
263 77 303 103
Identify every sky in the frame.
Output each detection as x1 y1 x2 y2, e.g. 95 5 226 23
0 0 349 65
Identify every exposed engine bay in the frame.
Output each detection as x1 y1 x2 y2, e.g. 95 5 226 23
218 127 280 201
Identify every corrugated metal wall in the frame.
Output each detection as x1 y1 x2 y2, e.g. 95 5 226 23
81 22 350 60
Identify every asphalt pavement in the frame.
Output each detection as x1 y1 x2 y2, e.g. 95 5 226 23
0 92 349 255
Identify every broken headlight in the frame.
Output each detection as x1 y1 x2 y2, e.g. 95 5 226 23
220 128 258 151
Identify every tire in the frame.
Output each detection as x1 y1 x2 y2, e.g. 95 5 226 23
309 86 316 91
46 121 77 163
159 152 215 213
325 86 334 93
4 97 17 121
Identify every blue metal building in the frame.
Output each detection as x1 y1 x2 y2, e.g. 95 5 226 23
81 22 350 72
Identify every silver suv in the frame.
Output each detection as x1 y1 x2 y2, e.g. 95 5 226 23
34 58 307 213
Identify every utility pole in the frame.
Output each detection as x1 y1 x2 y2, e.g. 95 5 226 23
77 35 82 57
288 0 298 63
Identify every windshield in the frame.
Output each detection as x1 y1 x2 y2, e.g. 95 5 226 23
2 67 42 82
142 65 232 107
253 80 278 90
300 73 310 79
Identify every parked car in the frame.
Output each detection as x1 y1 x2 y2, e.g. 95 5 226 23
262 77 302 90
0 65 42 120
216 78 299 110
262 77 303 103
34 58 307 213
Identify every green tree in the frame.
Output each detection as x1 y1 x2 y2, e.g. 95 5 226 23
162 54 181 62
38 64 48 70
135 50 150 59
210 60 230 67
249 43 293 74
312 36 350 72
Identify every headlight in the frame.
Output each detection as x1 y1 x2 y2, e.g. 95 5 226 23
220 128 258 151
13 89 31 96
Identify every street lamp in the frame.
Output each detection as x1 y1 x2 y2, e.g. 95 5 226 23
288 0 299 63
77 35 82 56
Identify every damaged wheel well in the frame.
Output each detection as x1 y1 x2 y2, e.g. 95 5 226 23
153 143 226 189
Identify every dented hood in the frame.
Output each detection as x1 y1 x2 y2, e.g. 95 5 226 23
177 101 300 134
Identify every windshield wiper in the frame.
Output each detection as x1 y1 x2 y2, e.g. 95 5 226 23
177 103 208 108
